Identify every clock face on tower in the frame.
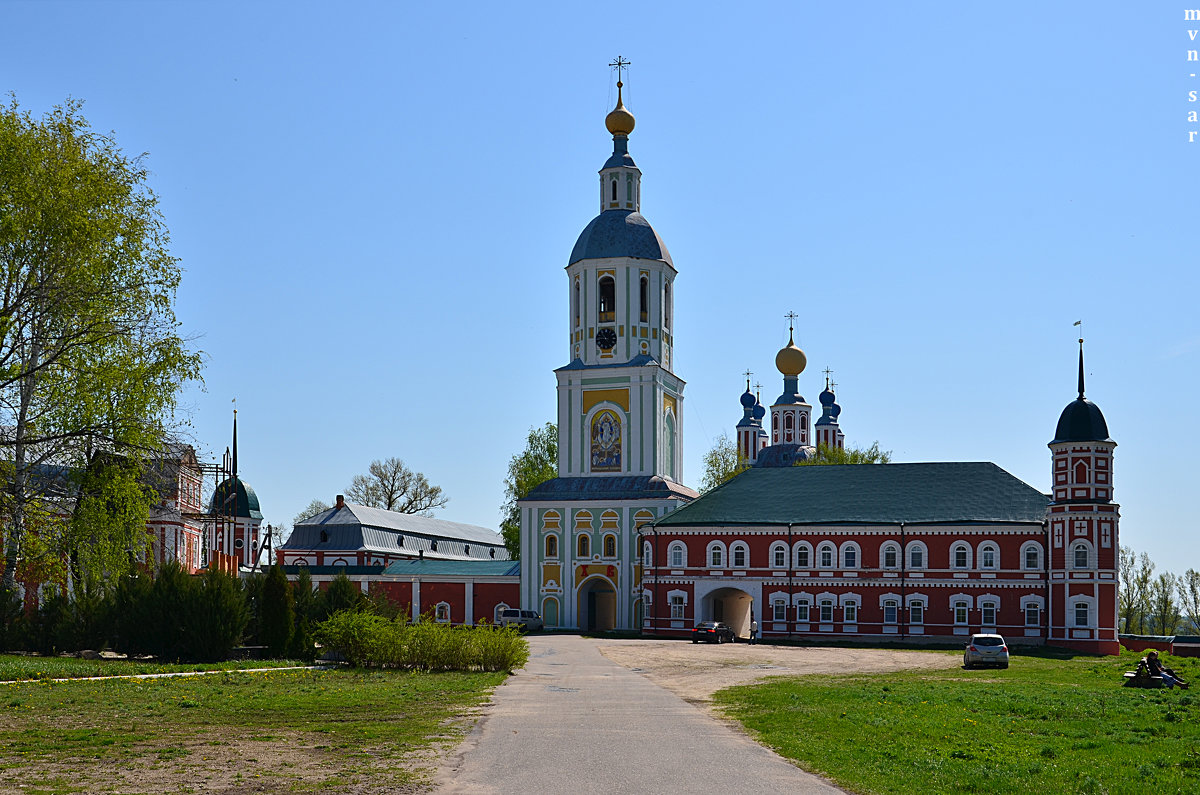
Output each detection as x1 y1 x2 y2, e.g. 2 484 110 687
596 327 617 351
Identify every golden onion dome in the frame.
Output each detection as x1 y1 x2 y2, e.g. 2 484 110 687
605 81 636 136
775 331 808 377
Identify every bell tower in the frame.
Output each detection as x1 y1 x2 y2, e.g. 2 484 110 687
1046 338 1119 655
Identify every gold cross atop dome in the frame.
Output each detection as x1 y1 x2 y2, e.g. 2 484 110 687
605 56 635 136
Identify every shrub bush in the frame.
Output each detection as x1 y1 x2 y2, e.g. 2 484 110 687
314 612 528 672
259 565 294 658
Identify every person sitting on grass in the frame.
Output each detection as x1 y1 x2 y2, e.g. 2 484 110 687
1145 650 1190 689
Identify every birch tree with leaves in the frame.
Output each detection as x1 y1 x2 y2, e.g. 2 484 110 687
0 98 202 592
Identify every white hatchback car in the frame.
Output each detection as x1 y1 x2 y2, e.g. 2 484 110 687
963 633 1009 669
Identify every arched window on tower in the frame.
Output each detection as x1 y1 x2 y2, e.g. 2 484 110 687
578 535 590 558
611 179 617 202
598 276 615 323
663 282 671 329
639 275 649 323
574 279 580 328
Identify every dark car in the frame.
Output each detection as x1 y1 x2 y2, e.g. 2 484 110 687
691 621 736 643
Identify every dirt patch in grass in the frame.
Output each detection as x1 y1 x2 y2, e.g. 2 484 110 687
593 639 959 704
0 729 452 794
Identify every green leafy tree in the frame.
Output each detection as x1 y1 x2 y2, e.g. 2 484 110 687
796 442 893 466
1119 546 1156 634
699 433 749 493
259 564 294 658
1149 572 1181 636
1178 569 1200 634
0 98 202 591
499 423 557 560
345 457 447 515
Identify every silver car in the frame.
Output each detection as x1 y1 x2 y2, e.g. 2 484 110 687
499 608 544 632
964 633 1009 669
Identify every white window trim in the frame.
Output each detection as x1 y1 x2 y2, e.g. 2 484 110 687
976 542 999 569
905 541 928 570
1072 540 1095 569
1069 594 1097 628
951 542 972 570
769 542 789 569
880 543 900 569
839 541 861 570
793 541 813 569
1020 541 1043 571
817 543 836 569
435 601 451 623
668 540 687 568
730 541 750 569
706 541 728 569
666 588 688 619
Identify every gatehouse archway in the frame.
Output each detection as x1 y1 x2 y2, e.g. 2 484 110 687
577 576 617 632
702 587 754 639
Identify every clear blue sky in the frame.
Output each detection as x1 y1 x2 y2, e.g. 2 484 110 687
5 2 1197 575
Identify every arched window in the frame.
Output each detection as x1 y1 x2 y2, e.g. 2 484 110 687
643 540 652 567
906 542 927 570
980 545 997 569
841 543 859 569
598 275 615 322
794 543 811 569
669 542 685 568
545 535 558 558
1022 542 1042 571
707 542 725 568
603 534 616 558
882 543 899 569
883 599 898 624
663 281 671 329
771 543 787 569
573 279 580 327
818 544 835 569
981 601 998 627
1074 543 1089 569
610 179 617 202
435 602 450 623
578 535 590 558
639 275 649 323
952 543 969 569
731 542 748 568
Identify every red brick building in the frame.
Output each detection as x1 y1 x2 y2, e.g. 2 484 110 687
641 342 1120 655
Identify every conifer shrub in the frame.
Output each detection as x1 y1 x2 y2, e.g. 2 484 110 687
319 573 361 620
0 587 23 651
184 566 250 662
259 565 294 658
289 568 318 661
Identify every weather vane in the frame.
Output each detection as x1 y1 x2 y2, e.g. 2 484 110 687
1074 319 1083 344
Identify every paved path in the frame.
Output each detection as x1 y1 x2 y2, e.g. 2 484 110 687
436 635 843 794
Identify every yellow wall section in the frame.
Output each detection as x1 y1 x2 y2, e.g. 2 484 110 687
663 394 677 417
542 563 560 586
583 388 630 413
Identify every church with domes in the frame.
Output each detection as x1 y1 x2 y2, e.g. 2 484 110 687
512 67 1119 652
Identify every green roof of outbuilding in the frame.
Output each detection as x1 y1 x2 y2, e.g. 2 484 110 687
654 462 1049 527
381 559 520 577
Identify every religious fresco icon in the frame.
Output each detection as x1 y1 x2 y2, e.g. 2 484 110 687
591 409 622 471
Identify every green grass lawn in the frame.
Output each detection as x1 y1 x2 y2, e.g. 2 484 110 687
0 666 506 793
714 647 1199 795
0 652 302 681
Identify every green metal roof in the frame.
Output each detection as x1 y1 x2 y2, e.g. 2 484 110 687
654 462 1049 527
381 559 520 577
